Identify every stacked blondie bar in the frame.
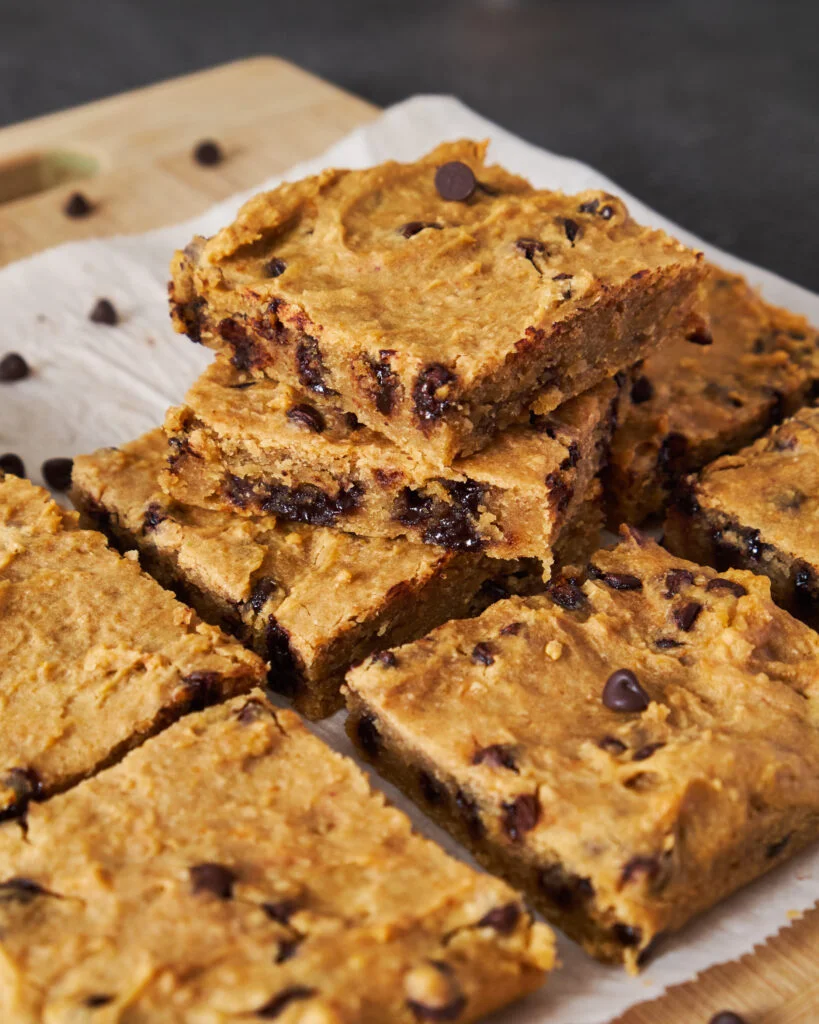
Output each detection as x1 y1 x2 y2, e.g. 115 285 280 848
4 139 819 1021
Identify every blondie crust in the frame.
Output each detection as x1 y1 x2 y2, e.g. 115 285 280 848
345 530 819 971
0 693 554 1022
170 140 705 466
664 406 819 626
161 356 621 564
0 470 265 820
607 265 819 524
73 430 558 719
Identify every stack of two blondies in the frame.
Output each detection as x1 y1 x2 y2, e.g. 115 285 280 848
73 141 704 723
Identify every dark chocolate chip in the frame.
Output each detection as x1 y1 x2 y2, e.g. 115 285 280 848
620 855 661 886
672 600 702 632
189 863 236 899
686 328 713 346
578 198 599 214
261 898 299 924
413 363 456 422
286 403 325 433
515 237 546 270
472 745 517 771
434 161 476 201
249 576 278 613
630 375 654 404
372 650 398 668
499 621 523 636
632 742 665 761
612 923 642 947
235 698 267 724
602 669 649 713
142 502 166 532
600 204 614 219
257 480 363 527
455 789 484 840
368 350 401 416
654 637 683 649
419 770 448 806
631 269 650 281
255 986 316 1019
745 529 765 561
765 833 792 859
598 735 627 754
471 642 495 666
657 432 688 474
42 457 73 491
588 567 643 592
89 299 119 326
538 865 594 910
263 257 287 278
265 619 299 698
546 579 587 611
356 714 381 759
477 902 521 933
296 336 336 396
406 962 466 1022
344 412 363 431
398 221 443 238
705 578 747 598
178 670 222 710
193 139 224 166
561 217 580 243
63 191 94 217
0 453 25 478
275 938 301 963
545 471 573 513
0 768 42 822
501 794 540 842
423 507 483 552
0 352 30 382
0 877 47 903
663 568 695 599
560 440 580 471
393 487 434 527
84 994 115 1008
709 1014 747 1024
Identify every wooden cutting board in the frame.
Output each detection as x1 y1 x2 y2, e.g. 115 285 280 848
0 56 815 1024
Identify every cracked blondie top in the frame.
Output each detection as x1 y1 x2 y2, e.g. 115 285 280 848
161 356 621 565
170 140 704 465
607 264 819 524
345 530 819 971
665 406 819 626
72 430 534 719
0 470 265 821
0 693 554 1022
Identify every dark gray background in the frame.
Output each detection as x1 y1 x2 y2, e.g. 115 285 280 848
2 0 818 290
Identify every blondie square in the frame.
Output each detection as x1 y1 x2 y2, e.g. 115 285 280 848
0 470 265 821
607 265 819 524
664 406 819 626
345 530 819 970
161 355 622 565
170 140 705 465
0 693 554 1022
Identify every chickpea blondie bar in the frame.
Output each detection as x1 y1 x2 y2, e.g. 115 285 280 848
345 530 819 971
0 470 264 821
170 140 705 466
0 693 554 1022
607 265 819 524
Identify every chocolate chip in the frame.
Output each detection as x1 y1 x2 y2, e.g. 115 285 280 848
372 650 398 668
545 471 573 512
765 833 792 859
142 502 166 532
657 432 688 474
602 669 649 713
546 579 587 611
705 577 747 598
471 642 495 666
499 621 523 636
178 670 222 710
654 637 683 649
193 140 224 166
0 453 25 478
84 994 115 1008
356 714 381 759
672 600 702 631
630 375 654 404
472 745 517 771
345 412 363 431
663 568 695 598
515 238 546 272
257 480 363 527
265 620 299 698
598 735 627 754
249 576 278 613
620 854 661 886
0 352 30 382
368 350 400 416
588 566 643 591
258 259 285 281
0 877 47 903
89 298 119 326
633 742 665 761
631 269 650 281
413 363 456 422
745 529 765 561
455 788 484 840
296 336 336 395
686 328 713 345
189 863 236 899
286 403 325 433
261 898 299 924
393 487 434 527
501 794 540 842
561 218 580 243
709 1014 747 1024
423 507 483 552
538 865 594 910
63 191 94 217
578 198 599 214
613 923 642 947
398 221 442 238
600 204 614 219
477 902 521 933
419 770 448 806
434 161 476 201
235 698 267 724
255 986 316 1019
0 768 42 821
275 938 301 963
42 457 73 491
406 962 466 1023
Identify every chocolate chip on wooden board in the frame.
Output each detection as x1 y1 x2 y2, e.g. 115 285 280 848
0 352 30 382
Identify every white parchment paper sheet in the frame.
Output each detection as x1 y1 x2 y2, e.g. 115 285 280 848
1 96 817 1023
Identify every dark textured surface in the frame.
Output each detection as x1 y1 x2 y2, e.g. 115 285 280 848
1 0 818 291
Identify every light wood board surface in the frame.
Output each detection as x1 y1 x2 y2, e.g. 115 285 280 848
0 55 815 1024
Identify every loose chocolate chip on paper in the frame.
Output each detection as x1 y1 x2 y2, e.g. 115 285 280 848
193 139 224 166
434 161 476 201
63 191 94 217
602 669 650 713
89 298 119 325
0 352 30 382
189 862 237 899
42 457 73 491
0 453 25 478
